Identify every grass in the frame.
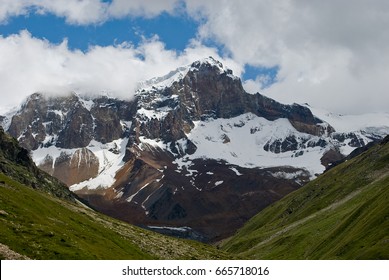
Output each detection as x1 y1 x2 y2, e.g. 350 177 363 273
0 173 230 260
222 140 389 259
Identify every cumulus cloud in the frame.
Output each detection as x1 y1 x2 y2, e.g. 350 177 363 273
0 0 180 25
0 31 241 114
108 0 179 19
0 0 30 23
0 0 109 25
184 0 389 114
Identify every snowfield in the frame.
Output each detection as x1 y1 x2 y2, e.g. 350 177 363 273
173 113 327 176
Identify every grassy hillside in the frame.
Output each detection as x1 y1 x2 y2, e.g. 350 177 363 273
0 172 230 259
222 137 389 259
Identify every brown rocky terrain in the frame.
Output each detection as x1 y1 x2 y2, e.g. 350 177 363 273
39 148 99 186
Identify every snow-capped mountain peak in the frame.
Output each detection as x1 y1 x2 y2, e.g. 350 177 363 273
190 56 233 74
136 56 237 93
137 66 190 93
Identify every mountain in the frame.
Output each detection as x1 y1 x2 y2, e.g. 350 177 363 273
0 128 228 259
222 136 389 259
3 57 389 241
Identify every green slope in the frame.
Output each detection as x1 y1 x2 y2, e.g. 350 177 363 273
0 172 230 259
222 137 389 259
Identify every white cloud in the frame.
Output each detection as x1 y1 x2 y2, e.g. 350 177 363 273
184 0 389 114
108 0 179 19
0 0 29 23
0 31 241 114
0 0 109 25
36 0 109 25
0 0 181 25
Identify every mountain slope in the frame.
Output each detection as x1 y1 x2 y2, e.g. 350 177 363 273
0 172 230 259
0 128 229 259
222 136 389 259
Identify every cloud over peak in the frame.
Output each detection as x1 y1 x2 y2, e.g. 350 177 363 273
0 30 242 114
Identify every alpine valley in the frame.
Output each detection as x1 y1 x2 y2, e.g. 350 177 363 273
2 57 389 243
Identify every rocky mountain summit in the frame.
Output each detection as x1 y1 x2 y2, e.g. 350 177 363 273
3 57 389 241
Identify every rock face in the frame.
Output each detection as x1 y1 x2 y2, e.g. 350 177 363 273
4 57 389 241
8 93 135 150
39 148 99 186
7 93 135 185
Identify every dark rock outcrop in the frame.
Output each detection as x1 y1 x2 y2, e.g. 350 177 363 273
0 127 75 201
8 93 135 150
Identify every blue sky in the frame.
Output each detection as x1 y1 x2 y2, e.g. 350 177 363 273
0 12 199 51
0 1 388 115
